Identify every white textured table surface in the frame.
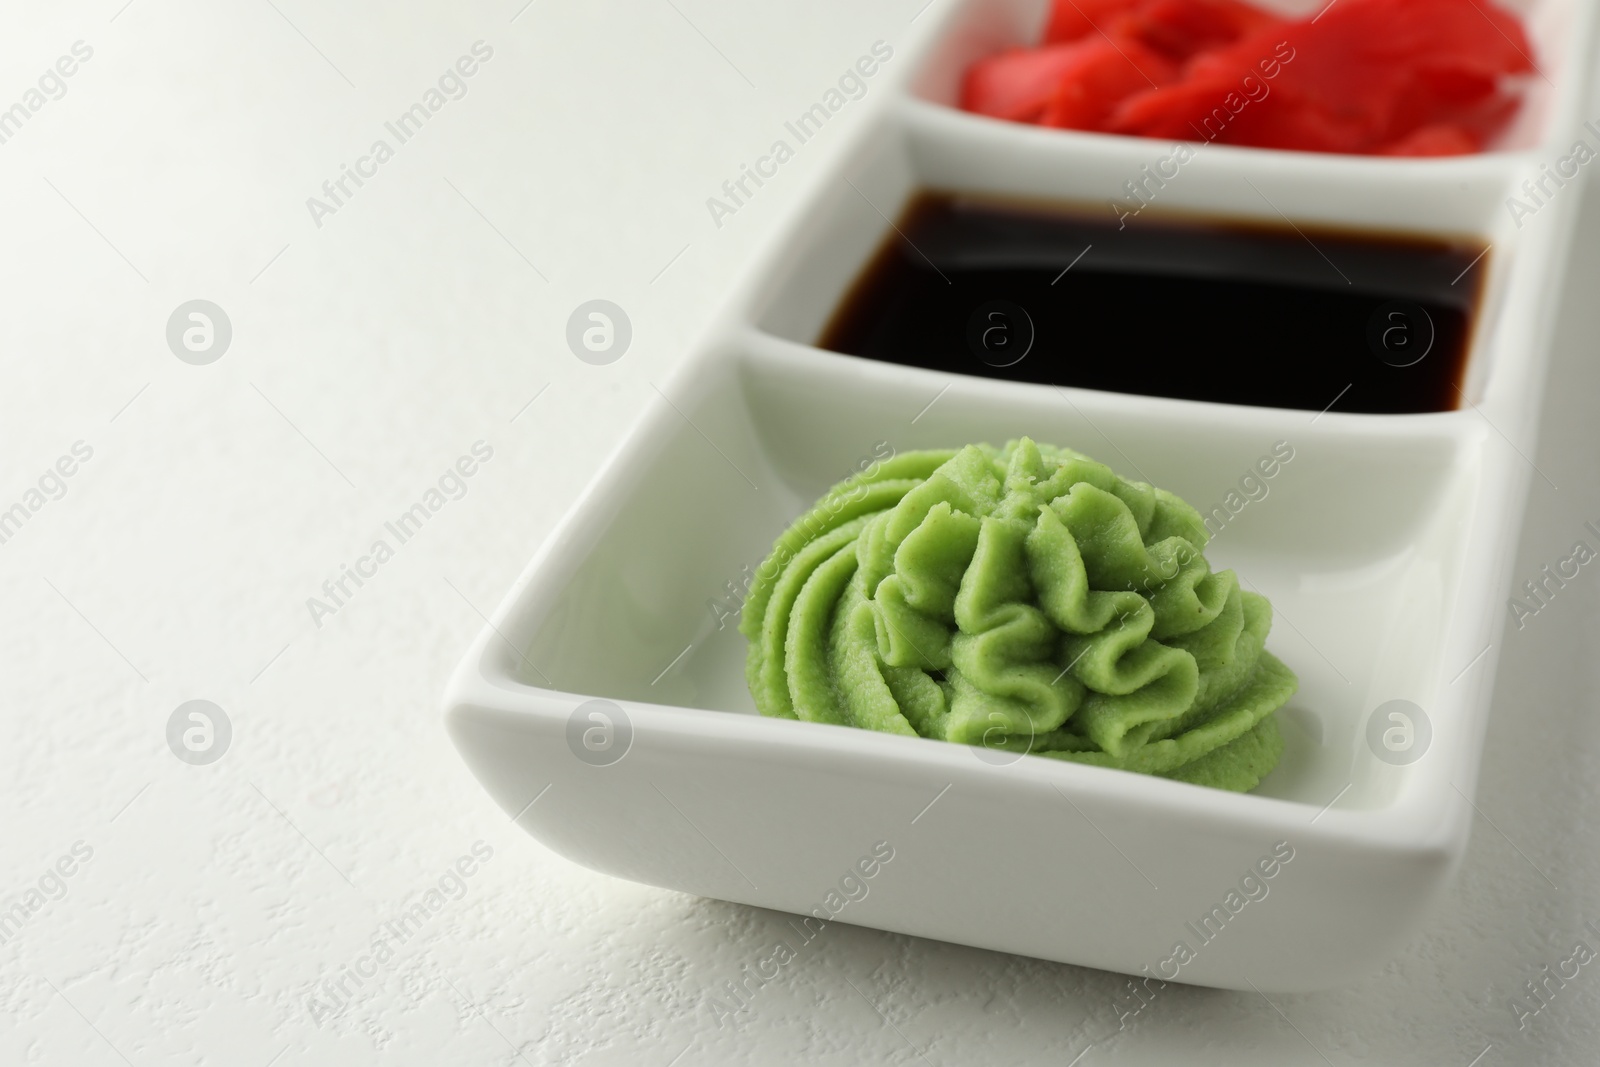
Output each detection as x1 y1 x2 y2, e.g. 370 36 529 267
3 2 1599 1064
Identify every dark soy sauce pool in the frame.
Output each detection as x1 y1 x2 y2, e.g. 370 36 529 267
817 192 1487 414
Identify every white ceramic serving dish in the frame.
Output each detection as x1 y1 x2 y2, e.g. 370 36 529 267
445 0 1600 991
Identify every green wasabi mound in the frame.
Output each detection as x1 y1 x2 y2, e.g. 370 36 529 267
740 439 1298 792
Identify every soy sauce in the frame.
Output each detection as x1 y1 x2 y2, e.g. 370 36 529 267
817 192 1485 415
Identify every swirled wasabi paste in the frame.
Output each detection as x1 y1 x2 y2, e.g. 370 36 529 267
740 439 1297 792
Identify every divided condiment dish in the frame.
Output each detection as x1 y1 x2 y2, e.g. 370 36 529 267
444 0 1600 990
